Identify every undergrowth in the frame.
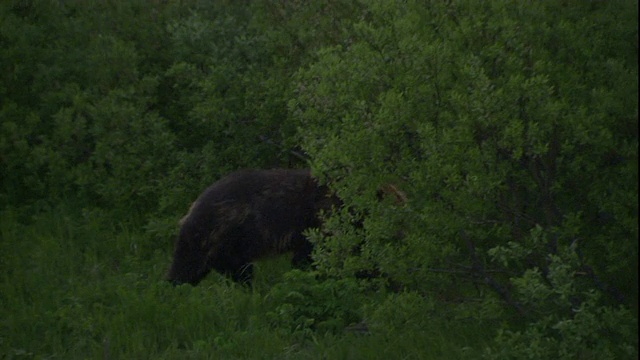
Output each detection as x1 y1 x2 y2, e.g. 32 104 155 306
0 205 491 359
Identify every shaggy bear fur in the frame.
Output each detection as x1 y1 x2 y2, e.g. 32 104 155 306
166 168 336 285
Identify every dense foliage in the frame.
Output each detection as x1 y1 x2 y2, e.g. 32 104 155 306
1 1 637 358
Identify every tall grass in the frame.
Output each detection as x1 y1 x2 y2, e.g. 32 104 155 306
1 205 492 359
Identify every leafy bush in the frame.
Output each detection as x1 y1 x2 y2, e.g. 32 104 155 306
485 226 638 359
266 270 365 337
291 0 637 355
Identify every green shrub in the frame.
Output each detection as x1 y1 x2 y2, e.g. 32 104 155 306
266 270 365 337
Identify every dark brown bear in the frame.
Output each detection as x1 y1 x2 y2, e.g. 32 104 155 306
166 168 336 285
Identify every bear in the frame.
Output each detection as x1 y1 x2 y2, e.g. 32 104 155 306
166 168 338 285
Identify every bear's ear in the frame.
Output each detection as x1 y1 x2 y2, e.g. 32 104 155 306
376 183 408 206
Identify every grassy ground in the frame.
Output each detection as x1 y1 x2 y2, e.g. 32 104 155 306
0 205 493 359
